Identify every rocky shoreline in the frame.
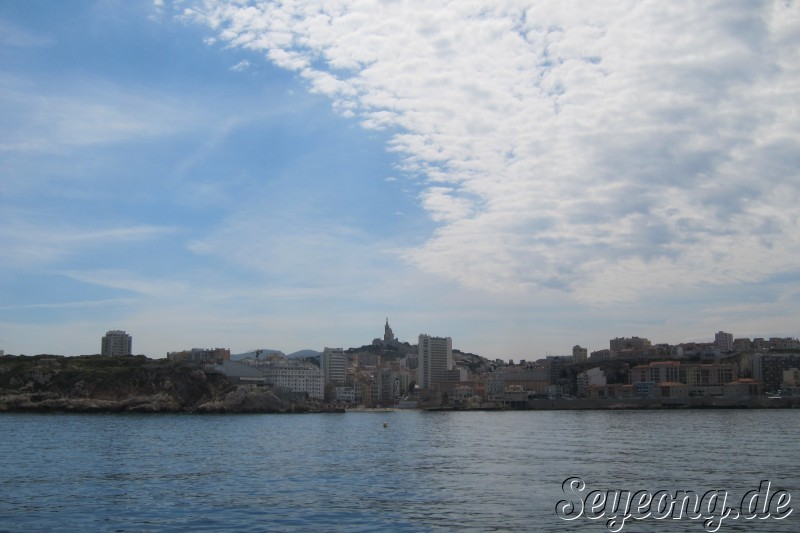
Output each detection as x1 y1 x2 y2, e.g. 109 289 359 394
0 354 310 414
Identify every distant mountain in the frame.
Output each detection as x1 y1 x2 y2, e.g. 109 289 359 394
231 349 284 361
287 349 321 359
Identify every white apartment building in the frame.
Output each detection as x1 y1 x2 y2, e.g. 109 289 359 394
101 330 132 356
321 347 347 385
417 334 453 389
259 359 324 399
715 331 734 353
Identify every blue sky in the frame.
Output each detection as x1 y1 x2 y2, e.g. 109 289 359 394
1 1 799 358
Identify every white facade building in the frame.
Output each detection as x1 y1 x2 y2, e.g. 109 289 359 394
259 359 324 399
101 330 132 356
321 347 347 385
417 334 453 389
577 367 607 397
715 331 734 353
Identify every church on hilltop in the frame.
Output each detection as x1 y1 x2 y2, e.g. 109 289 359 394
373 317 402 348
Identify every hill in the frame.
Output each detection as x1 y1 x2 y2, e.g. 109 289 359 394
287 349 321 359
231 349 284 361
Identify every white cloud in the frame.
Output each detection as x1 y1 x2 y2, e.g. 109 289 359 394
61 269 189 298
230 59 251 71
185 0 800 304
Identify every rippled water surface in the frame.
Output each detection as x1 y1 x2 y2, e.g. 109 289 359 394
2 410 799 532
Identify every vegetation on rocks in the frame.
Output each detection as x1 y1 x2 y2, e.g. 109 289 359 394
0 354 308 413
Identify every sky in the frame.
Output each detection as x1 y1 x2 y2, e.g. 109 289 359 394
1 0 799 359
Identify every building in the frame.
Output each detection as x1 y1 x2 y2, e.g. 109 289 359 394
585 383 634 399
212 360 267 386
753 354 800 393
589 349 615 361
572 345 588 362
629 361 681 384
260 359 323 399
375 367 396 405
733 338 752 352
546 356 572 385
321 347 347 385
417 334 453 389
610 336 652 357
577 367 606 397
630 361 738 397
168 347 230 364
372 317 402 347
724 379 763 398
714 331 734 353
490 366 549 397
334 386 356 403
101 330 132 356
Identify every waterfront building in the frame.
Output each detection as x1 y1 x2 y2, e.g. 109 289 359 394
783 368 800 390
585 383 634 399
493 366 550 397
375 367 397 405
101 330 132 356
321 347 347 385
545 356 572 385
212 360 267 386
577 367 606 397
630 361 739 397
724 379 762 397
334 386 355 403
259 359 323 399
417 334 453 390
629 361 680 384
753 353 800 393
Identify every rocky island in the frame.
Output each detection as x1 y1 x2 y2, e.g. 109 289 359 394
0 354 311 414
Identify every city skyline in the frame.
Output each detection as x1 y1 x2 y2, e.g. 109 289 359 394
2 1 799 359
5 320 798 362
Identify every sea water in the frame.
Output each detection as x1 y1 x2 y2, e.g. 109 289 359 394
1 410 798 532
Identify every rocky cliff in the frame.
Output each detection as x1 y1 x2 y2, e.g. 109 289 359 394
0 354 309 413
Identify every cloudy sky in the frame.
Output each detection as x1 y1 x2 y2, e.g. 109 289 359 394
1 0 798 359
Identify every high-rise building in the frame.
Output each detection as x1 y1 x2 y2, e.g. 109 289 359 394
417 334 453 389
715 331 734 353
101 330 132 356
321 347 347 385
